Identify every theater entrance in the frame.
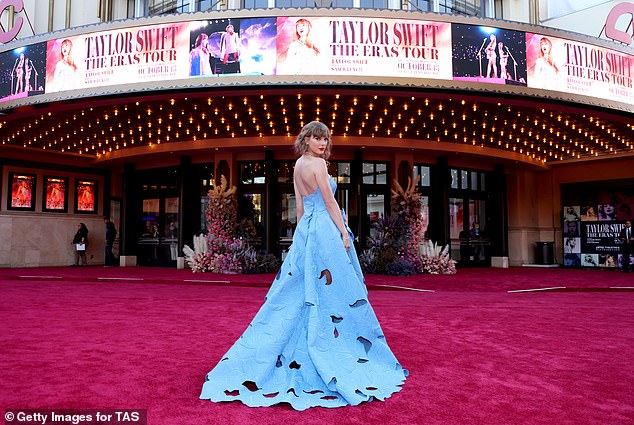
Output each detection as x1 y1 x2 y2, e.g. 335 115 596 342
135 168 180 267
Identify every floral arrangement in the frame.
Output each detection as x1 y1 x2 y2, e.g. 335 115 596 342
182 235 211 273
183 175 280 274
393 176 456 274
242 246 281 274
392 176 425 249
359 214 409 275
419 240 457 275
205 175 237 243
361 175 456 275
184 175 243 273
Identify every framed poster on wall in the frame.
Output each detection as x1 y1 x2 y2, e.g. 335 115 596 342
8 172 36 211
75 179 98 214
43 176 68 212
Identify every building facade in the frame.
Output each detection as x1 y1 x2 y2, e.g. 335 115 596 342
1 0 633 268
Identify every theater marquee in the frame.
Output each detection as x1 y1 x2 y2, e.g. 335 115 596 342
1 11 633 110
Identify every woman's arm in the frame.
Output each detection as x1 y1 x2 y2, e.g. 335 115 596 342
314 160 350 250
294 175 304 224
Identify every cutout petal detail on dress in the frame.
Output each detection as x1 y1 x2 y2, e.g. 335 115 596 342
357 336 372 354
319 269 333 285
242 381 259 392
349 299 368 308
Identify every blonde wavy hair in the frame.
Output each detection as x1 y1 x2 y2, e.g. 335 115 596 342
294 121 331 159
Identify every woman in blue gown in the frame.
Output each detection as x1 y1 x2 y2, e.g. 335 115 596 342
200 121 407 410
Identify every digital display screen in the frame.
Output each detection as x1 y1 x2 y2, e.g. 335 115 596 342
0 16 631 108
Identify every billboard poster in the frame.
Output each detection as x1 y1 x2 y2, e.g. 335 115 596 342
563 183 634 269
276 17 453 79
8 172 36 210
0 42 47 103
43 176 68 212
188 18 277 77
45 22 191 93
526 32 634 104
452 24 527 85
75 179 97 213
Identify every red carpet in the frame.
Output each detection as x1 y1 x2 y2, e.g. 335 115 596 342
1 267 633 425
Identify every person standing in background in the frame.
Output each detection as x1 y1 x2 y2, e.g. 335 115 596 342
72 223 88 266
104 217 117 266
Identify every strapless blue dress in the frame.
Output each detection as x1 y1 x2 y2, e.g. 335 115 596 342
200 176 407 410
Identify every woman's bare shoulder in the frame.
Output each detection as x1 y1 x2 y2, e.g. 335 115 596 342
297 156 325 170
309 157 327 170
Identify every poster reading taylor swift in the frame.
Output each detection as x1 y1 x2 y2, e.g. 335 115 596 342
580 221 625 268
276 17 452 79
562 183 634 269
564 206 626 269
0 42 47 103
189 18 276 77
45 22 190 93
452 24 527 85
526 32 634 104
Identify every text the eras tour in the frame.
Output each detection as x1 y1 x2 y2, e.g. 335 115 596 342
565 42 632 87
329 20 441 60
84 25 179 70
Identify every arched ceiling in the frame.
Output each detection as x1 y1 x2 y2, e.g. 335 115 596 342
1 85 633 166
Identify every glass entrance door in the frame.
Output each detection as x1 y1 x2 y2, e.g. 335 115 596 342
137 196 179 266
238 192 264 248
449 197 489 266
449 197 465 262
467 199 489 265
279 192 295 258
